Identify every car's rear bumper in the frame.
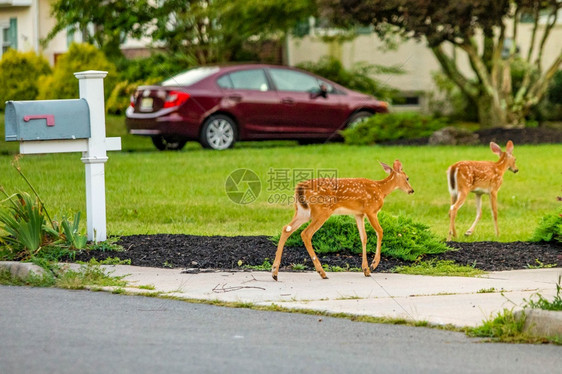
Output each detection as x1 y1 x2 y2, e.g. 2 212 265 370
125 107 200 139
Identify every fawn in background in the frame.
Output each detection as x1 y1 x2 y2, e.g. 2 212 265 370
272 160 414 281
447 140 518 240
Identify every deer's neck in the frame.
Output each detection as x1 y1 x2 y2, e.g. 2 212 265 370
494 153 510 174
376 174 398 198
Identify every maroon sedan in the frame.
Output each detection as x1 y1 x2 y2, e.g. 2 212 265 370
126 64 388 150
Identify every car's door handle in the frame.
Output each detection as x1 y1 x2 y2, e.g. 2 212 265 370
282 97 295 105
228 94 242 102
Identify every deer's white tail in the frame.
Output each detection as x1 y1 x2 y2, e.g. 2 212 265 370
447 166 458 200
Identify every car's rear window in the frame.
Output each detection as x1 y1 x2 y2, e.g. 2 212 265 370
161 67 220 87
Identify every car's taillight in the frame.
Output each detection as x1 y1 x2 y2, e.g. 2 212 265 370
129 94 136 108
163 91 190 108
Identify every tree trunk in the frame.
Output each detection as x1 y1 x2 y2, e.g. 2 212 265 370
476 94 508 128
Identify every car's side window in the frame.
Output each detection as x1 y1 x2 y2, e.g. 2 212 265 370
217 69 270 91
269 69 320 92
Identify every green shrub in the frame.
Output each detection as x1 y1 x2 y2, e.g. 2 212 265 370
297 56 401 101
0 50 51 110
271 214 452 261
341 111 450 145
530 210 562 243
37 43 117 101
115 52 195 83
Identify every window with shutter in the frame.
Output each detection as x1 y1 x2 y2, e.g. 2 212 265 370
1 17 17 56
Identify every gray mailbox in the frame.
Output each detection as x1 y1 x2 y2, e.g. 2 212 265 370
5 99 91 141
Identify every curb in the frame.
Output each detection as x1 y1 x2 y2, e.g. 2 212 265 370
515 309 562 338
0 261 49 280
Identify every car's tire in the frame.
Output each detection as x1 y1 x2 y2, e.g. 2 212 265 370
346 111 374 129
200 115 238 150
151 136 187 151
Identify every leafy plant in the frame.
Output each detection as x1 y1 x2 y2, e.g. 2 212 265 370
392 259 485 277
468 309 529 342
524 276 562 311
243 259 272 271
56 212 88 249
271 214 452 261
0 161 89 261
55 258 128 290
0 191 54 258
341 112 450 145
530 210 562 243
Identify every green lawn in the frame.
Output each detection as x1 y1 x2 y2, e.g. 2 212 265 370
1 114 560 241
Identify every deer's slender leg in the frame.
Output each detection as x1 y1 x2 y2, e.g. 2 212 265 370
448 190 468 240
300 210 331 279
366 212 383 271
465 193 482 236
272 207 310 281
354 214 370 277
490 191 500 236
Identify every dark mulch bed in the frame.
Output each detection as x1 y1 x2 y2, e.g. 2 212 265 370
71 234 562 273
381 125 562 146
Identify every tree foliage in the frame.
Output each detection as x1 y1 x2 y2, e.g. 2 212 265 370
45 0 154 58
322 0 562 127
46 0 316 64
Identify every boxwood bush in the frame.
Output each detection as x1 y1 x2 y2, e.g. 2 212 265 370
37 43 117 102
271 214 452 261
341 111 450 145
0 50 51 110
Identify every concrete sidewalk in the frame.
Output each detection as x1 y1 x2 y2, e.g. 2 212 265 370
105 265 562 329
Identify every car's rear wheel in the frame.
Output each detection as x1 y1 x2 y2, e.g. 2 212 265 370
200 115 237 150
347 111 374 129
151 136 187 151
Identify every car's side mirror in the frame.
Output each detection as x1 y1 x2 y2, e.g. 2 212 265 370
311 85 328 99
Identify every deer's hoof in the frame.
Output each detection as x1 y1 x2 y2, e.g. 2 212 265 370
363 268 371 277
464 230 473 236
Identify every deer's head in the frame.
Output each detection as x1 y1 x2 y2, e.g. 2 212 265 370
380 160 414 194
491 140 518 174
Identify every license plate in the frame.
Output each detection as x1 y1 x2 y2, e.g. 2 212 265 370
140 97 153 112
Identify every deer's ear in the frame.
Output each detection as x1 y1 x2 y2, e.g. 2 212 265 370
506 140 514 154
393 159 403 172
380 161 392 174
490 142 502 156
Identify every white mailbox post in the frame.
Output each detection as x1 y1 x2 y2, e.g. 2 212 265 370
6 70 121 242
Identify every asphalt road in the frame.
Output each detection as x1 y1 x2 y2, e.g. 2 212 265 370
0 286 560 374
